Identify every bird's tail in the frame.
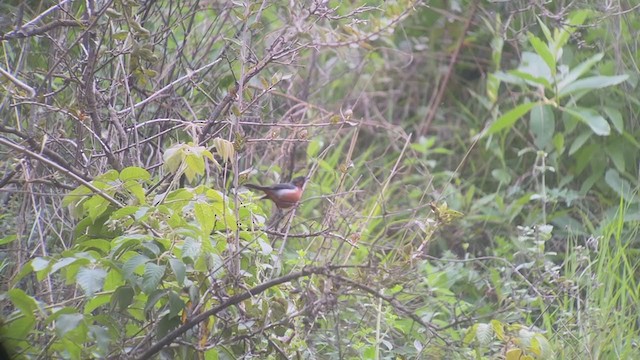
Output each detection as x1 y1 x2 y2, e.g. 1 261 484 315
244 183 268 191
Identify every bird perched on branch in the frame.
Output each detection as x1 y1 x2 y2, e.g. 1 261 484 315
244 176 307 209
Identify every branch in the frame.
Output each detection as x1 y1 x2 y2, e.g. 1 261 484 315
0 66 36 97
0 137 125 208
0 19 83 41
134 266 329 360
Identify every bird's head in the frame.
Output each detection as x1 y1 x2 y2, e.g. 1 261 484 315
291 176 307 189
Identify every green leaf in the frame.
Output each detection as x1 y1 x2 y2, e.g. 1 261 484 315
7 314 36 340
558 75 628 98
163 144 185 174
486 73 500 104
112 286 135 311
85 195 110 222
516 52 552 86
123 180 146 204
184 154 205 182
103 269 124 291
605 169 632 200
77 239 111 253
7 288 39 318
536 16 553 44
528 33 555 76
84 294 111 314
564 107 610 136
55 313 84 337
529 105 555 150
77 268 107 297
110 206 138 219
307 139 322 158
195 203 215 236
120 166 151 182
603 107 623 134
142 263 165 293
63 185 92 207
212 138 234 163
0 234 17 245
31 257 50 272
168 291 185 318
484 102 538 136
556 53 603 91
568 131 592 155
123 254 150 279
169 258 186 286
606 142 625 172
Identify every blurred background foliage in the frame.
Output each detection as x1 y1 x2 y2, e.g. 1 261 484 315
1 0 639 359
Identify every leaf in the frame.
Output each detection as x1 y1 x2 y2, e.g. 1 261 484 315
564 107 610 136
77 268 107 297
195 203 215 236
603 107 623 134
169 258 186 286
85 195 110 222
486 73 500 104
31 257 50 272
123 180 146 204
536 16 553 44
528 33 555 76
484 102 538 136
558 75 629 98
556 53 604 91
605 169 632 200
184 154 205 182
112 286 135 311
55 313 84 337
120 166 151 182
142 263 165 293
163 143 185 174
110 206 139 220
0 234 17 245
7 288 39 318
212 138 234 163
8 315 36 340
529 104 555 150
123 254 150 279
568 131 592 155
516 52 552 86
84 294 111 314
476 323 493 345
606 142 626 172
168 291 185 318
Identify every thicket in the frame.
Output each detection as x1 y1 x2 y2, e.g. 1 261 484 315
1 0 639 359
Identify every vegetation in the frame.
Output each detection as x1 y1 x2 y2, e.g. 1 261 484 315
1 0 639 359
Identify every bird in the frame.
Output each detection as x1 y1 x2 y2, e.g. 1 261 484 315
244 176 307 209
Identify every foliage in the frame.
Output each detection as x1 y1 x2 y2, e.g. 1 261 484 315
1 0 640 359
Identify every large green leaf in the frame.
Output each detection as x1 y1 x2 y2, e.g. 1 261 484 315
77 268 107 297
485 102 538 136
528 33 555 77
529 105 555 150
142 263 165 294
556 53 603 91
558 75 629 98
563 107 610 136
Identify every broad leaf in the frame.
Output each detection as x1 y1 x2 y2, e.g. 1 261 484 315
77 268 107 297
559 75 628 98
485 102 538 136
564 107 610 136
142 263 165 294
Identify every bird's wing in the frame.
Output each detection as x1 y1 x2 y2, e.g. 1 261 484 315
268 183 298 191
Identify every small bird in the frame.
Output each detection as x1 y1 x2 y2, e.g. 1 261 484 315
244 176 307 209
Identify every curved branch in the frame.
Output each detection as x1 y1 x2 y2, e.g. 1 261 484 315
134 266 329 360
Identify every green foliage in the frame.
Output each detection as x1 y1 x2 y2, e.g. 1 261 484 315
2 0 640 359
